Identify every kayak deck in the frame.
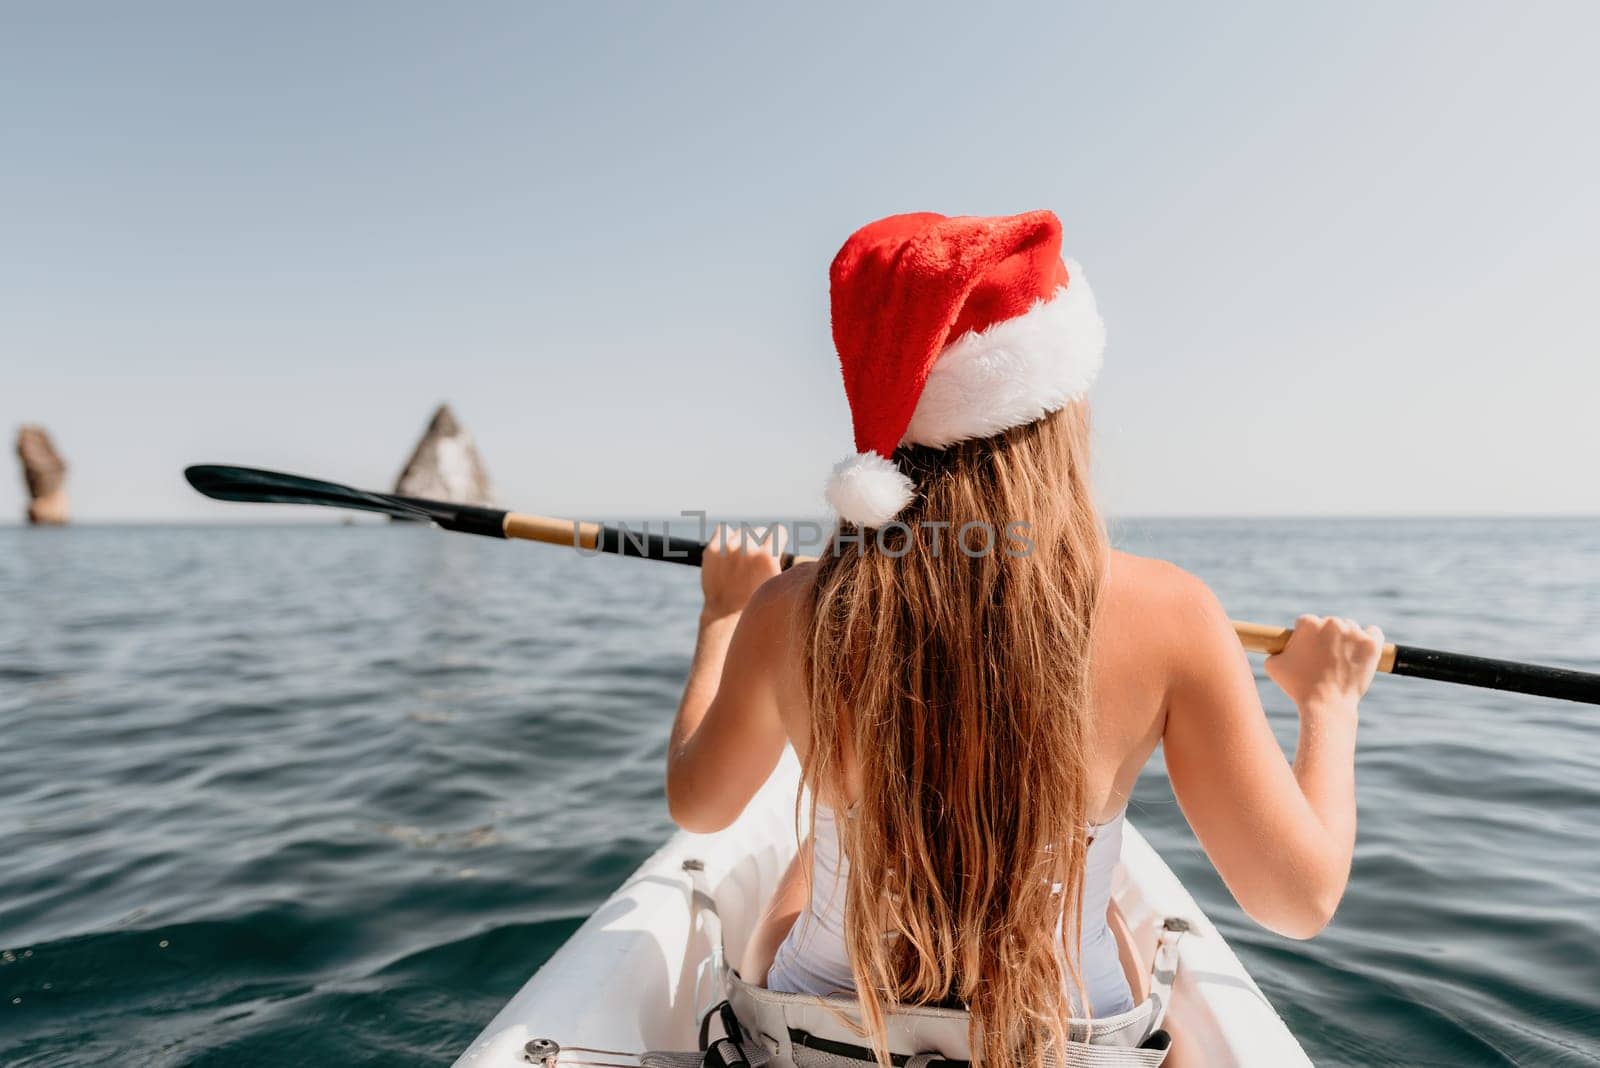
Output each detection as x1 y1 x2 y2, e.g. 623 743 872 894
455 754 1310 1067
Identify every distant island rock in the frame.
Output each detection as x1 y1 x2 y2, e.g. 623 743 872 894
392 404 496 509
16 425 69 525
15 425 69 524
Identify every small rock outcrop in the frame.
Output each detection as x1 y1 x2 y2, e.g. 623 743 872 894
16 425 69 525
392 404 496 508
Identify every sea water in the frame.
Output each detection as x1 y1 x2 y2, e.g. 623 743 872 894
2 520 1597 1066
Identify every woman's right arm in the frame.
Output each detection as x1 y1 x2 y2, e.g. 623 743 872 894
1161 574 1382 938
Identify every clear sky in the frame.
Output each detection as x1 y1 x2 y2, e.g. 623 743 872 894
4 2 1597 522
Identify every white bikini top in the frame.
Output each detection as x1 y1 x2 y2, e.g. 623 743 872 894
765 801 1135 1017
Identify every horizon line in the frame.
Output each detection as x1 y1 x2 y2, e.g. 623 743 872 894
3 512 1598 528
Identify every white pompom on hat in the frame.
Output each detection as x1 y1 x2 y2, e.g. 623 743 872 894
823 450 917 530
823 210 1105 528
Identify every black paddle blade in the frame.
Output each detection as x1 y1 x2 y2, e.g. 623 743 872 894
184 465 508 536
185 465 431 520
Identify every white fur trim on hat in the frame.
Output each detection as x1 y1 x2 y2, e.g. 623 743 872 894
825 450 915 528
902 261 1105 449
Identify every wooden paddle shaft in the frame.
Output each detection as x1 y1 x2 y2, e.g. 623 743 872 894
1233 621 1399 672
504 512 601 550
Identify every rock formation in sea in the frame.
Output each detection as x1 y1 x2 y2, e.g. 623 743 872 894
15 425 70 525
392 404 496 508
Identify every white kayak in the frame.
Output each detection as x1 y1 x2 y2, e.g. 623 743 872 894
456 754 1311 1068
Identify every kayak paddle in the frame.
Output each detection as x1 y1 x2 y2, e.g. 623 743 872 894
185 464 1600 706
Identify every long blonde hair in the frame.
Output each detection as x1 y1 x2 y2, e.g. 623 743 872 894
802 401 1107 1067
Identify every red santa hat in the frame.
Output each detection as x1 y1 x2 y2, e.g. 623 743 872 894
824 210 1105 527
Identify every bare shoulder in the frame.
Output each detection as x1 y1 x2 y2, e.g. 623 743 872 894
737 560 817 646
1104 550 1233 670
749 559 817 612
1106 549 1218 616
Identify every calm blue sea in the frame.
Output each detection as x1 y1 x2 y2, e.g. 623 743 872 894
2 521 1597 1067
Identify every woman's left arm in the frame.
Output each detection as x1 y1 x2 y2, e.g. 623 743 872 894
665 525 792 833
